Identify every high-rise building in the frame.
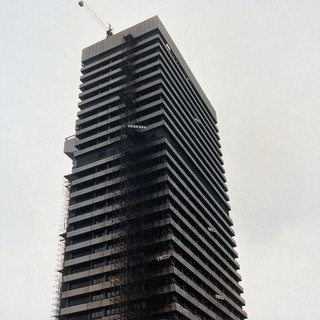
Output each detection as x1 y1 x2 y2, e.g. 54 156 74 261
58 16 247 320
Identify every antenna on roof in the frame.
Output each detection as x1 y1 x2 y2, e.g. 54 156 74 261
78 1 113 37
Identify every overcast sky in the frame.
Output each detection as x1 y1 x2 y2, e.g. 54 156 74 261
1 1 319 319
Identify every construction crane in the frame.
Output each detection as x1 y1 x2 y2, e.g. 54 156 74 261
78 1 113 37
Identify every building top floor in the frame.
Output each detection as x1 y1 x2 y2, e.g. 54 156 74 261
81 16 217 121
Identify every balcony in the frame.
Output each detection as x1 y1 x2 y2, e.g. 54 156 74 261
64 135 78 159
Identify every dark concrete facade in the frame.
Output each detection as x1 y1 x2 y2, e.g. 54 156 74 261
59 16 247 320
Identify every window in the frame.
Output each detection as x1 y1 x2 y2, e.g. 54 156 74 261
70 279 90 290
106 306 118 316
106 287 119 298
93 245 105 253
92 292 104 301
68 295 89 306
94 230 104 238
93 260 105 269
70 263 90 274
69 313 88 320
92 275 104 285
91 309 104 319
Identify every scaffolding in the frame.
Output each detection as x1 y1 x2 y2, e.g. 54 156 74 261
109 33 170 320
51 179 70 320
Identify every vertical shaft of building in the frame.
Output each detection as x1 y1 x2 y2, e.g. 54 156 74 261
58 16 247 320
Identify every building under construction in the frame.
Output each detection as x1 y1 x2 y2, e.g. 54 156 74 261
56 16 247 320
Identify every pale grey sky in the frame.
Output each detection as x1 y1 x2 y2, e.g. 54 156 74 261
0 1 319 319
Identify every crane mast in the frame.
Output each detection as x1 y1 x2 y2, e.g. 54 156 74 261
78 1 113 37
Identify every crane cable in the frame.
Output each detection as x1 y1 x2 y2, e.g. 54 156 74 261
78 1 113 36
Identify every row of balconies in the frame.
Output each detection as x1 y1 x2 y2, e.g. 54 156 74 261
159 64 222 164
79 47 160 101
157 36 219 134
160 80 225 183
165 145 231 226
79 33 161 80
